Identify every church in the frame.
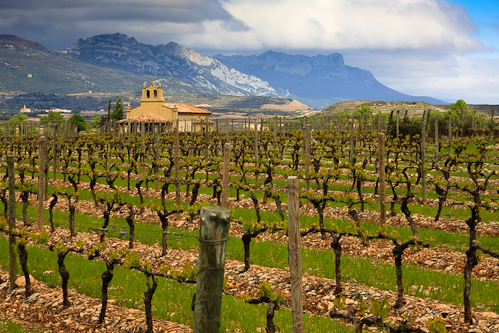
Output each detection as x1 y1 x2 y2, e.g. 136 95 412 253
124 79 211 132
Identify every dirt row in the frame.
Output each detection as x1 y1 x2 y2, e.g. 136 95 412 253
0 271 192 333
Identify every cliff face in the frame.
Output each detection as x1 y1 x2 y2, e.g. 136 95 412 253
213 51 446 108
66 33 280 97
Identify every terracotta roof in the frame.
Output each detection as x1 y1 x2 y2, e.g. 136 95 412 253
163 103 211 115
118 114 172 123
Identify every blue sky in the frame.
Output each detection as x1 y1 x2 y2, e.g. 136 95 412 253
1 0 498 104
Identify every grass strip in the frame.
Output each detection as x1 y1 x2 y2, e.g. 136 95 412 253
0 238 353 332
0 317 46 333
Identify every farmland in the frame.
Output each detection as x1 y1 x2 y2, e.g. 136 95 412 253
0 115 498 333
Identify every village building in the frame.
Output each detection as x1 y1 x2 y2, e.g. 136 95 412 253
123 79 211 132
20 104 31 113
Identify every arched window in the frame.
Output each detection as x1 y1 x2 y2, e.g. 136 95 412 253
147 90 150 98
154 90 157 98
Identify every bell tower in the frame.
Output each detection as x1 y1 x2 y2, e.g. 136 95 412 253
141 78 164 102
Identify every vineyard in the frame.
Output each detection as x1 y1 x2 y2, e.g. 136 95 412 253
0 113 499 333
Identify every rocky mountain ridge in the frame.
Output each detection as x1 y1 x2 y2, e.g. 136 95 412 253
214 51 445 108
65 33 281 97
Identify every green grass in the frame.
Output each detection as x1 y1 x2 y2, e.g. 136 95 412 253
0 238 353 332
0 318 46 333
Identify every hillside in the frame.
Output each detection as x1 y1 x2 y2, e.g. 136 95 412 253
321 100 447 117
320 100 498 118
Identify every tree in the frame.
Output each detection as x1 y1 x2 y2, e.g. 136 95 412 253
8 113 28 131
353 104 374 118
90 116 102 129
110 98 124 120
69 114 87 132
40 111 64 125
448 99 471 134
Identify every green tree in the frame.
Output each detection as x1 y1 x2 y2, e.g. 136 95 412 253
8 113 28 131
40 111 64 126
353 104 374 118
109 98 124 120
69 114 87 132
90 116 102 129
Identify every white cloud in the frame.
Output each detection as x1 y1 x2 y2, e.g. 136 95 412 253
345 50 499 104
180 0 482 52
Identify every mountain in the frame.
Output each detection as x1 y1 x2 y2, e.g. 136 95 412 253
0 33 446 111
65 33 281 97
213 51 445 108
0 34 204 96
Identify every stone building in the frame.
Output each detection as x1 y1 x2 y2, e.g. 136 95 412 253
125 79 211 132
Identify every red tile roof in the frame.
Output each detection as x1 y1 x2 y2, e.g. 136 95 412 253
163 103 211 115
118 114 172 123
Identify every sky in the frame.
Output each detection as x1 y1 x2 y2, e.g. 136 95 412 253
1 0 498 104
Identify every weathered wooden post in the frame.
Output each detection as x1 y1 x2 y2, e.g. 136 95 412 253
448 116 452 142
52 123 58 181
38 137 45 230
141 121 145 151
128 119 131 142
378 133 387 247
221 143 231 208
174 127 181 208
304 124 311 193
194 206 231 333
349 119 354 167
490 110 495 141
8 155 17 291
421 111 427 202
287 176 304 333
396 110 400 137
274 116 278 145
155 124 161 191
205 118 209 157
435 117 439 156
254 124 259 189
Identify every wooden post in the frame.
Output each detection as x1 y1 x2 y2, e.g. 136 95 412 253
194 206 231 333
221 143 231 208
8 155 17 291
274 116 278 145
490 110 495 141
141 122 145 152
254 124 259 189
448 116 452 142
349 119 354 167
204 118 209 157
155 124 160 191
52 124 58 181
435 117 439 156
421 111 427 202
287 176 304 333
396 110 400 138
174 127 181 208
38 137 45 230
304 124 311 193
378 133 387 247
128 119 131 142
